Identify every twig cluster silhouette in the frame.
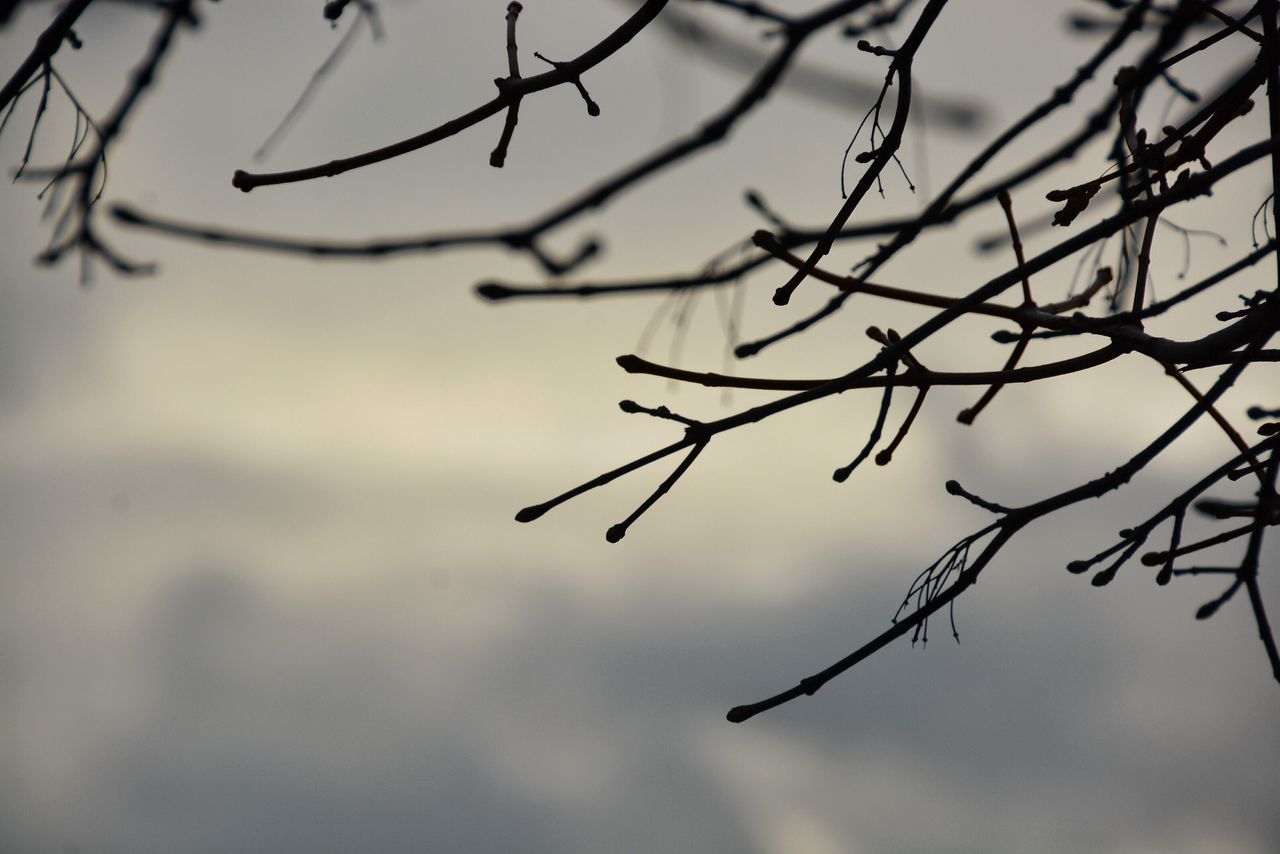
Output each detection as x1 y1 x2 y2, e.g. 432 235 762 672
2 0 1277 721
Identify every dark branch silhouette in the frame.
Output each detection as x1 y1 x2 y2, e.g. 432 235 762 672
2 0 1277 723
228 0 668 191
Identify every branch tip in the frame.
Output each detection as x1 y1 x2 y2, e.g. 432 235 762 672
515 505 547 523
109 204 139 224
475 282 513 301
324 0 351 22
616 354 644 372
751 229 777 250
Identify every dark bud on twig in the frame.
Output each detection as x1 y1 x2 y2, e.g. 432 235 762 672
945 479 1010 513
1091 566 1118 586
532 51 598 116
110 204 143 225
1196 596 1227 620
324 0 352 23
751 229 779 252
1194 498 1256 519
1046 182 1100 227
856 39 896 57
616 354 645 373
515 504 549 523
475 282 515 301
573 237 601 266
1065 15 1110 32
1113 65 1137 89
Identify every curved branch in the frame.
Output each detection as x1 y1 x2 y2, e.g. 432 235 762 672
615 346 1124 391
230 0 670 191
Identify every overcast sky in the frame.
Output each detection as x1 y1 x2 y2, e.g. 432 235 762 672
1 2 1277 853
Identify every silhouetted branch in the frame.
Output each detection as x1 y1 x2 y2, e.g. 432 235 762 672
117 0 980 276
4 0 1277 724
771 0 949 307
489 2 526 168
230 0 670 191
730 324 1277 720
0 0 93 116
1241 451 1280 678
110 203 601 277
28 0 202 278
652 0 983 127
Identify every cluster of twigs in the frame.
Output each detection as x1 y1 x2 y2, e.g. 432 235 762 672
510 0 1280 721
2 0 1277 721
1 0 208 280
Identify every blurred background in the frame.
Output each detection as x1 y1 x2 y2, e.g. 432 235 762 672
1 1 1277 852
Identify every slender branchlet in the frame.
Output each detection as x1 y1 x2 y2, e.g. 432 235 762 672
489 2 525 169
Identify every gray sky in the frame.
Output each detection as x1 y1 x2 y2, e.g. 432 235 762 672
1 2 1277 852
